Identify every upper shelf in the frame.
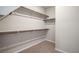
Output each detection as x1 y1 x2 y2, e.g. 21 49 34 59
11 12 44 20
0 6 49 21
14 6 49 20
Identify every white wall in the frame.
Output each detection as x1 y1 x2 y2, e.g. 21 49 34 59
44 7 55 42
45 7 55 19
0 14 46 32
0 6 19 15
45 20 55 42
56 6 79 53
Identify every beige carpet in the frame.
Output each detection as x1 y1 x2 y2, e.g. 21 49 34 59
20 41 60 53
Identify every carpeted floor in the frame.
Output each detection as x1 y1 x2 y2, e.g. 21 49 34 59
20 41 60 53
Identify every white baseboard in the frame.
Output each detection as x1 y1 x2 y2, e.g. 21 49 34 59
46 40 67 53
55 48 67 53
45 39 55 44
1 37 45 53
15 39 45 53
45 39 67 53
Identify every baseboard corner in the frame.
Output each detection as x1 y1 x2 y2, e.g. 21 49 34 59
46 39 55 44
55 48 67 53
